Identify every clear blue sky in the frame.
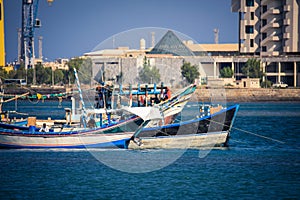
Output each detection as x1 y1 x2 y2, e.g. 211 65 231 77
3 0 238 63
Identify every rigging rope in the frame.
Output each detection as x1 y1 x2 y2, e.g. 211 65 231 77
201 115 285 144
74 68 87 128
76 69 94 107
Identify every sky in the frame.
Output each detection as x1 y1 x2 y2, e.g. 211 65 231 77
3 0 238 63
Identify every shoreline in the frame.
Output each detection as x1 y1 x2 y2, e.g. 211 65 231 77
2 87 300 102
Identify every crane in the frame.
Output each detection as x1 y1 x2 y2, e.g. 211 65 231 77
20 0 53 85
0 0 5 67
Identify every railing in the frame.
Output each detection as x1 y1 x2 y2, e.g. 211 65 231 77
284 19 290 25
284 46 290 52
261 8 280 19
261 35 280 45
261 51 280 56
261 20 280 32
283 32 290 39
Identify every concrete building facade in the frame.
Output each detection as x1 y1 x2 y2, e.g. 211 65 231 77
231 0 300 87
231 0 300 55
85 36 300 88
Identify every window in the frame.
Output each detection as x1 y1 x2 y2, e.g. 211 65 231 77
262 33 267 40
251 12 254 20
262 19 267 26
262 46 267 52
262 5 267 13
250 39 254 47
245 25 254 34
246 0 254 7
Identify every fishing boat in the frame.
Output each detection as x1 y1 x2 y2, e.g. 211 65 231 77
0 129 134 148
0 84 197 149
92 82 197 127
126 104 239 149
0 106 161 148
0 104 239 149
1 65 239 149
0 66 201 149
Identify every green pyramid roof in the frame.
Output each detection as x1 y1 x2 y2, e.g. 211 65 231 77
149 30 194 56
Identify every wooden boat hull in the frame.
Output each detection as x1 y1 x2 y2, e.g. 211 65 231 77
0 132 132 148
0 116 142 149
126 104 239 149
127 131 229 149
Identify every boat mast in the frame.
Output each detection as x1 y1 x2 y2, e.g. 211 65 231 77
73 68 87 128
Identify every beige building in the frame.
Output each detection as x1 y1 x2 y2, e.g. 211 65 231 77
231 0 300 87
236 78 260 88
231 0 300 55
207 77 260 88
85 28 300 87
43 59 69 70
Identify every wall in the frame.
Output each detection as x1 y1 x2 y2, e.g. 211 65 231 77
193 88 300 102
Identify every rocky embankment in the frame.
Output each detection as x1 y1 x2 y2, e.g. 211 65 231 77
193 88 300 102
3 86 300 102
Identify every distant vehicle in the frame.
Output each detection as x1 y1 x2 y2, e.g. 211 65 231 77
272 81 288 88
4 79 27 86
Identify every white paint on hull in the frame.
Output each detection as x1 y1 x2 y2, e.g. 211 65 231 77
128 131 229 150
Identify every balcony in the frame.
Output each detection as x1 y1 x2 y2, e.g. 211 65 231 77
261 22 280 32
261 8 281 19
284 19 291 25
261 0 271 5
283 32 290 39
284 5 291 12
261 36 280 45
241 47 248 53
284 46 290 52
261 51 280 56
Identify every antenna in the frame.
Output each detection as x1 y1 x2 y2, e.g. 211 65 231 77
214 28 219 44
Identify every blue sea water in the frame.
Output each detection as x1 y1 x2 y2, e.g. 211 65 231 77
0 101 300 199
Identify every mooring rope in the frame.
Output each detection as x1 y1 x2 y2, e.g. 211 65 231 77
206 117 285 144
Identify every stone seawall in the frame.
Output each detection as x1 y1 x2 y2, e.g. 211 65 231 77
192 88 300 102
3 87 300 102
